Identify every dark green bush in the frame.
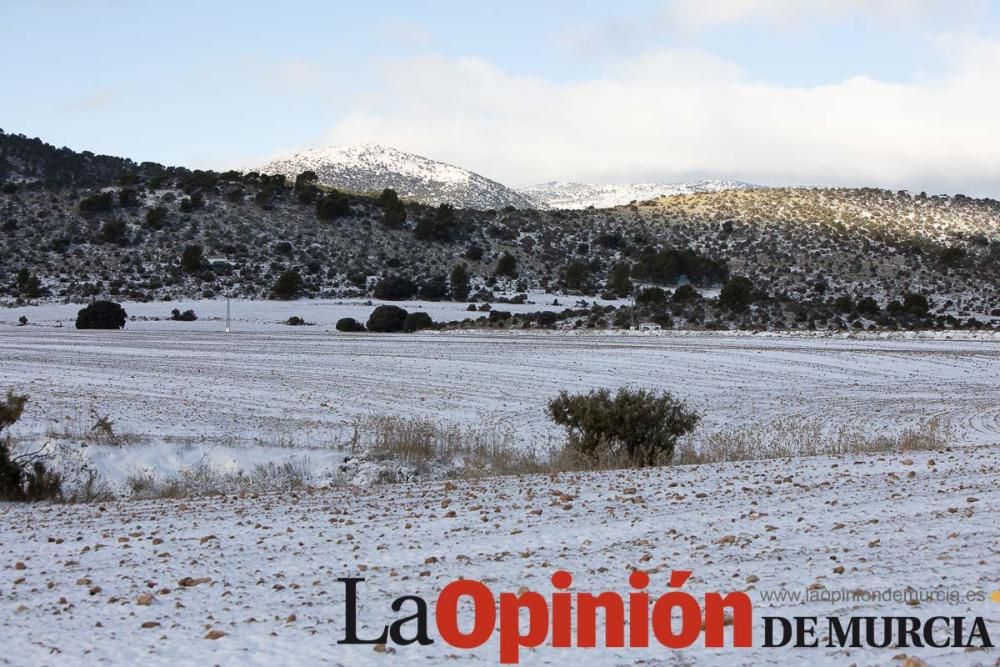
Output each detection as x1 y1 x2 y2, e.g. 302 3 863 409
418 275 449 301
607 262 633 297
379 188 407 228
316 190 351 220
170 308 197 321
719 276 754 311
1 391 62 502
636 286 667 306
673 284 699 302
145 206 168 229
336 317 365 332
403 311 434 332
181 244 203 273
78 191 114 214
547 387 700 466
495 252 517 278
450 264 471 301
373 275 417 300
76 301 127 329
903 292 930 316
271 270 302 300
98 218 128 245
857 296 880 315
562 261 591 290
414 204 458 242
366 305 408 332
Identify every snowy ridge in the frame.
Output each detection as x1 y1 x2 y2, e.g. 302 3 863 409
519 179 759 209
256 143 540 210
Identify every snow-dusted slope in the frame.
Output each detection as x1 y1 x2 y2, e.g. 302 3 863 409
3 444 998 665
520 179 759 209
256 143 540 210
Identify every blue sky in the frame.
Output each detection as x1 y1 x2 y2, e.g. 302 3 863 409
3 1 1000 193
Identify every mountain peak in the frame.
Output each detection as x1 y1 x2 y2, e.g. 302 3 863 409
256 143 536 209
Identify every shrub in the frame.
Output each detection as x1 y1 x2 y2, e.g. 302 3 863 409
379 188 407 229
118 187 139 207
418 275 449 301
547 388 700 466
286 316 307 326
366 305 408 332
20 273 41 299
833 295 853 312
271 270 302 300
562 261 591 290
414 204 458 242
18 315 28 326
719 276 753 311
495 252 517 278
857 296 880 316
316 190 351 220
145 206 168 229
903 292 930 316
76 301 127 329
79 191 114 214
170 308 197 321
672 284 699 302
607 262 633 297
1 391 62 502
97 218 128 245
403 312 434 332
336 317 365 332
373 275 417 300
450 264 471 301
294 171 319 204
632 246 728 286
636 286 667 306
179 191 205 212
181 244 203 273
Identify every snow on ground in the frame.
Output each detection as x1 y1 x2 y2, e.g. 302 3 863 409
1 324 998 493
2 444 998 665
0 296 621 333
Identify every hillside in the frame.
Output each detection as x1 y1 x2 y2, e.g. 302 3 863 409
256 143 540 210
520 179 757 209
2 130 998 332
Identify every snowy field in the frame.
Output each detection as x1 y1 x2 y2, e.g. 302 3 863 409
2 444 998 665
2 305 999 665
0 312 998 492
0 296 626 333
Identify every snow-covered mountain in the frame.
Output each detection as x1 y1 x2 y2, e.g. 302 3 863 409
519 180 759 210
255 143 539 210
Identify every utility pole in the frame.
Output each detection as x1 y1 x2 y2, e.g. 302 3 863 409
225 296 231 333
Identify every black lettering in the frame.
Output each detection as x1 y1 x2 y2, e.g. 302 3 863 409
827 616 862 647
763 617 792 647
923 616 951 648
337 577 390 645
967 617 994 648
389 595 433 646
898 617 922 648
794 617 818 648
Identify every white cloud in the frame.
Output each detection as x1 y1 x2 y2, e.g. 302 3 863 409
321 38 1000 196
662 0 986 31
